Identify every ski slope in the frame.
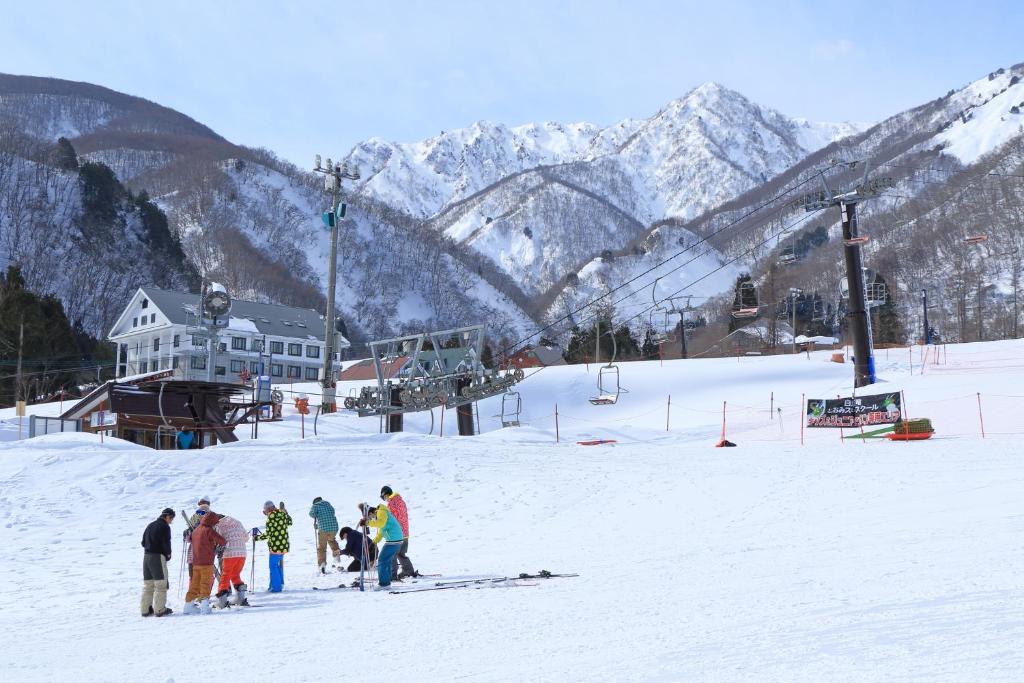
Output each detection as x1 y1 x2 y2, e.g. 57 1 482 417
3 340 1024 681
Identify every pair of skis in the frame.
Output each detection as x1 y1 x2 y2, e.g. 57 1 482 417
389 571 578 595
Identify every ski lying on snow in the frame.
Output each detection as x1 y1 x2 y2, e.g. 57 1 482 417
389 579 537 594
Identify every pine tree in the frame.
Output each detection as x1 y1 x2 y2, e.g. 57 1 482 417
53 137 79 171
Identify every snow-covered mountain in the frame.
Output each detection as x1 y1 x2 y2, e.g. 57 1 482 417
5 64 1024 354
345 82 861 223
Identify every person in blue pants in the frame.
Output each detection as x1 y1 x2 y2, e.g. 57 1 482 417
253 500 292 592
363 503 404 590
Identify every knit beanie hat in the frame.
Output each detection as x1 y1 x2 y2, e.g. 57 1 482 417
263 500 276 510
198 496 211 506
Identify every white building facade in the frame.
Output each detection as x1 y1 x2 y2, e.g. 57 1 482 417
108 287 344 385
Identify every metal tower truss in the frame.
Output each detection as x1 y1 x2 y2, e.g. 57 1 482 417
343 325 524 417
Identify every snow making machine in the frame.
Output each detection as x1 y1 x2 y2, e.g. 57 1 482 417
343 325 524 435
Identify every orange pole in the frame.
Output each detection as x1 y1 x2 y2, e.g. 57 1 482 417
301 413 305 439
901 390 909 420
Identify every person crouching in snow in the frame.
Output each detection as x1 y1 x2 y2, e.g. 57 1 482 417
338 526 377 572
184 512 226 614
213 513 249 607
309 496 341 573
361 503 404 590
140 508 175 617
253 500 292 592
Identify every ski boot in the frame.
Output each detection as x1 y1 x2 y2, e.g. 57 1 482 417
199 598 212 615
142 606 154 617
215 590 230 609
183 601 199 615
155 607 173 617
319 562 327 575
234 584 249 607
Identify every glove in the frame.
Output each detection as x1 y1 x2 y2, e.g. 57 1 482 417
165 554 171 561
279 501 286 510
251 527 261 539
182 528 192 542
358 518 366 527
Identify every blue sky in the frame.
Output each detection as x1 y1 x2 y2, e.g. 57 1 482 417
2 1 1022 166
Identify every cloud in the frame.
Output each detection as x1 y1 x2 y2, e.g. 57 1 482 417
814 39 856 60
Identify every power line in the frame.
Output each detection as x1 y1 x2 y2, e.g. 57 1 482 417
504 173 823 354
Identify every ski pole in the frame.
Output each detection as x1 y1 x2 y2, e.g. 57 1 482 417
178 536 186 598
250 535 256 588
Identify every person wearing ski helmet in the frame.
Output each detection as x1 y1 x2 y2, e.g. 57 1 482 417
213 513 249 608
308 496 341 573
140 508 175 617
253 500 292 592
184 496 212 582
362 502 404 589
184 512 226 614
380 486 418 580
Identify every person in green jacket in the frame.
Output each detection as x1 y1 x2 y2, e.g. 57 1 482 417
309 496 341 573
253 500 292 592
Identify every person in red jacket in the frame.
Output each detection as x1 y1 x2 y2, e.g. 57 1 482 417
184 512 226 614
380 486 418 579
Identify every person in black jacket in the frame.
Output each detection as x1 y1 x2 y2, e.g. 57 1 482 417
140 508 176 617
338 526 377 572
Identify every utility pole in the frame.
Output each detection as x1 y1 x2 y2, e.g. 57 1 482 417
678 312 688 360
15 318 24 406
790 288 802 353
313 155 359 413
802 163 892 387
595 319 600 365
921 289 930 344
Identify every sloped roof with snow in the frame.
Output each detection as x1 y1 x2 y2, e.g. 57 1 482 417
141 287 328 342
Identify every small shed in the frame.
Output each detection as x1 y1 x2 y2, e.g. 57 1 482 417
61 378 258 449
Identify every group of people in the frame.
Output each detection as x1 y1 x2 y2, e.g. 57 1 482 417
139 486 419 617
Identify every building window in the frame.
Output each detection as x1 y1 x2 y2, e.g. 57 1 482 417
133 317 138 328
173 334 180 348
140 360 148 373
172 357 180 369
150 314 157 323
141 298 148 309
287 365 301 378
252 339 265 352
306 345 320 359
231 337 247 351
250 361 261 374
287 343 302 356
271 363 283 377
230 360 244 372
153 338 160 352
305 367 319 380
191 356 207 370
218 342 227 352
215 366 226 376
270 341 284 354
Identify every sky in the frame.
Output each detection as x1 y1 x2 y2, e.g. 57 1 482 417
2 1 1023 166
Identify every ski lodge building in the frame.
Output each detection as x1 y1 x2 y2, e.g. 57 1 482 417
108 287 342 385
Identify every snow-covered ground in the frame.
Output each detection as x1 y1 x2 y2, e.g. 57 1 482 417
3 340 1024 681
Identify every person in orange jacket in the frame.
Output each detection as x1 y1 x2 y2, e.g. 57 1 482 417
183 513 225 614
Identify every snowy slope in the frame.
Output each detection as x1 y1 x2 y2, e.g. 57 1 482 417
4 340 1024 680
933 70 1024 163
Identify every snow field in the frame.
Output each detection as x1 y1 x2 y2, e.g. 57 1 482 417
3 340 1024 680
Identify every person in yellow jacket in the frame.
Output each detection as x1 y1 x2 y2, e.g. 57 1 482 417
360 503 404 590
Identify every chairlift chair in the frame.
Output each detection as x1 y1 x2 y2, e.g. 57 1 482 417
501 390 522 427
843 235 870 246
731 281 760 319
589 330 623 405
